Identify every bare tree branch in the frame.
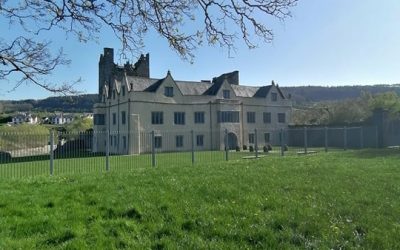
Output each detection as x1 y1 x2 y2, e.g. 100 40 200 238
0 37 80 94
0 0 298 94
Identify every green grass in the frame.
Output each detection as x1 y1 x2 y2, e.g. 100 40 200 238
0 124 50 150
0 149 400 249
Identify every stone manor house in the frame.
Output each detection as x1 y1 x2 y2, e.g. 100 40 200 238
93 48 292 154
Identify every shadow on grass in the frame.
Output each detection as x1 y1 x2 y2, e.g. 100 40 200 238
0 151 105 165
351 148 400 159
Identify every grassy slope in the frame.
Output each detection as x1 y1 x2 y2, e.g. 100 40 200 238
0 150 399 249
0 124 49 150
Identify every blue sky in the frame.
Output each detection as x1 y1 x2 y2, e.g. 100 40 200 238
1 0 400 100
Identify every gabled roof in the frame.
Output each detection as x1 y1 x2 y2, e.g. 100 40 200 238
113 78 120 93
253 85 273 98
231 85 259 97
203 80 224 95
125 76 159 91
143 78 164 92
102 84 109 98
175 81 211 95
276 85 286 99
109 74 287 99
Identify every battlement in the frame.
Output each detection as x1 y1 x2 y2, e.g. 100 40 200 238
98 48 150 98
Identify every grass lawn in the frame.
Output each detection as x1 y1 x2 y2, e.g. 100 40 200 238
0 149 399 249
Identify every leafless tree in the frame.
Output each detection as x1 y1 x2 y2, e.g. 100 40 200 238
0 0 297 94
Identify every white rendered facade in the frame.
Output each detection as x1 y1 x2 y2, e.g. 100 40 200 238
93 48 292 154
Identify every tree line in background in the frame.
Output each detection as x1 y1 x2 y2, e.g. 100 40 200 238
0 94 97 113
293 91 400 126
1 84 399 114
1 86 400 127
282 84 400 103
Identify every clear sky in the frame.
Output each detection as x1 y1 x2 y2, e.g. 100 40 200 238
1 0 400 100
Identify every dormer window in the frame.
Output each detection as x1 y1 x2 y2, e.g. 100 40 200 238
223 90 230 99
164 86 174 97
122 86 125 96
113 91 116 100
271 92 278 101
130 83 133 90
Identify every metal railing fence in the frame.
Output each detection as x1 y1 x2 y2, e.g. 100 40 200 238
0 126 383 178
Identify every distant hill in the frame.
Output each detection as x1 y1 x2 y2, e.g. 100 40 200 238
0 94 98 113
281 84 400 103
1 84 400 113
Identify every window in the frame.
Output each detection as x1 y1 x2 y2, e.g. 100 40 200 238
122 86 126 96
217 111 239 123
263 112 271 123
271 92 278 102
196 135 204 147
164 86 174 97
264 133 270 143
121 111 126 125
249 133 255 144
154 136 162 149
94 114 105 125
123 136 127 149
174 112 185 125
113 91 116 100
194 112 205 124
176 135 184 148
110 135 113 146
151 112 163 124
114 135 117 147
223 90 230 99
278 113 286 123
112 113 116 125
130 83 133 90
247 112 256 123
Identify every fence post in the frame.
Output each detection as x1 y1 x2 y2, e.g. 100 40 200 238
151 130 156 167
106 130 110 171
344 126 347 151
49 130 54 176
255 129 258 158
360 126 364 149
225 129 228 161
304 126 308 154
375 126 379 148
324 126 328 152
280 128 284 156
191 130 195 164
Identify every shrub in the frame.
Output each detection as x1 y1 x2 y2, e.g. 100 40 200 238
243 145 247 150
249 146 254 152
284 144 289 151
235 146 240 152
263 146 269 152
267 144 273 151
0 151 12 162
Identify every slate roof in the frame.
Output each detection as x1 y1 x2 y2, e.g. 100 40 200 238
125 76 158 91
231 85 259 98
175 81 211 95
253 85 272 98
114 75 285 99
143 78 164 92
203 80 224 95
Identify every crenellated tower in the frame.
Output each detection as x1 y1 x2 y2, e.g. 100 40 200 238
98 48 115 101
98 48 150 101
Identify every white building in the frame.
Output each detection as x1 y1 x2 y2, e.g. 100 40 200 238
12 113 39 124
50 113 74 125
93 48 292 154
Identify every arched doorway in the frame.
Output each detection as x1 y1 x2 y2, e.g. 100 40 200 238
225 132 238 150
